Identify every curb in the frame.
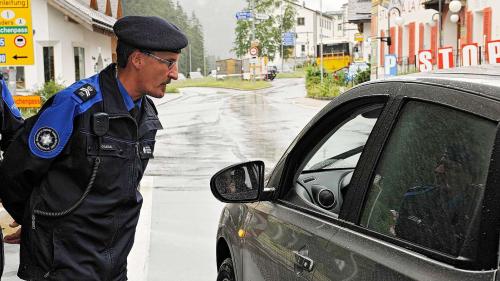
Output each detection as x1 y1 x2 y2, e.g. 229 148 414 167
127 176 154 281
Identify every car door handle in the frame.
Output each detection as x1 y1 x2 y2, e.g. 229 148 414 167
293 251 314 272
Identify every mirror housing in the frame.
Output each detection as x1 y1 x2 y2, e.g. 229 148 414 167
210 161 265 203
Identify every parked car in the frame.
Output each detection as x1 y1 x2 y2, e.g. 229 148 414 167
210 65 500 281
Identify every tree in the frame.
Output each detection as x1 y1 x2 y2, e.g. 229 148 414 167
232 0 297 61
122 0 206 76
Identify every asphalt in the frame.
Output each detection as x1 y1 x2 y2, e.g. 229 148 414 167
1 78 329 280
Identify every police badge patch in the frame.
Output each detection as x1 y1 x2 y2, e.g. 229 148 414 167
34 127 59 152
74 83 97 102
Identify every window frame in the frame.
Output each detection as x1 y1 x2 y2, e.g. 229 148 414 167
266 82 399 223
343 82 500 270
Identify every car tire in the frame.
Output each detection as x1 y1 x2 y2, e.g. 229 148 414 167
217 258 235 281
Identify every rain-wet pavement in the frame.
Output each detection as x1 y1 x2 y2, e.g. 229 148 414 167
147 78 329 280
0 78 330 281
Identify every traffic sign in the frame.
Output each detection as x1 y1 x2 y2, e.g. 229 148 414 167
13 95 41 108
282 32 296 46
249 46 258 56
0 1 34 65
235 11 253 20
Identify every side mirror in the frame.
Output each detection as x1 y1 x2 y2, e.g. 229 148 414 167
210 161 265 203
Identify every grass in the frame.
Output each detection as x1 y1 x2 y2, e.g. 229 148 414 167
166 77 272 93
276 69 306 79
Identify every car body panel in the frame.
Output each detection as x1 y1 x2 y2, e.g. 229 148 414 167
214 66 500 280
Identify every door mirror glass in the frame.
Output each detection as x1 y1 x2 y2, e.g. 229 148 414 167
210 161 265 203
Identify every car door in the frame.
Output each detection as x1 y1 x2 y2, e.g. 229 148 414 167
317 83 500 280
240 82 399 281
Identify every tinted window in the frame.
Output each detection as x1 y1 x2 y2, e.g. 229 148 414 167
360 101 496 257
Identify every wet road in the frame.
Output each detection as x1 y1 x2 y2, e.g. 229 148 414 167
147 78 329 280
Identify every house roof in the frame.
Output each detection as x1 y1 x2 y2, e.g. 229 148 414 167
47 0 117 36
347 0 371 23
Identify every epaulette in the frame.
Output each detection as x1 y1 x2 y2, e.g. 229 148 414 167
1 79 22 119
29 75 102 159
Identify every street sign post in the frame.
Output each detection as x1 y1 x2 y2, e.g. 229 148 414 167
0 0 34 65
235 11 253 20
282 32 295 46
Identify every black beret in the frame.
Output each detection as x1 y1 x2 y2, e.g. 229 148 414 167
113 16 188 53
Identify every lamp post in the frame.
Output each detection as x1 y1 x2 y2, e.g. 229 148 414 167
448 0 462 65
377 6 403 47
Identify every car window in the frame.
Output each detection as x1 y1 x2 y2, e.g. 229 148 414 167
304 107 380 171
283 103 384 215
359 101 496 257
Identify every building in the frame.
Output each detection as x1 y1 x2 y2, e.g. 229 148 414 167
2 0 120 94
371 0 500 78
271 1 357 71
347 0 372 63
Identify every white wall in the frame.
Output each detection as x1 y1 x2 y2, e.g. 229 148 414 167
24 0 112 91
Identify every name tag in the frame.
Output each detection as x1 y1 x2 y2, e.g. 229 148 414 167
140 144 154 159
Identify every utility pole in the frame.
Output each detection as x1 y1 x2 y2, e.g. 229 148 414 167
320 0 324 84
189 44 192 74
281 3 284 73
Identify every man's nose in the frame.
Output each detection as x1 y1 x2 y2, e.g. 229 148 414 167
168 65 179 80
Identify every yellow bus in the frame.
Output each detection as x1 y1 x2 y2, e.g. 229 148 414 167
315 42 352 72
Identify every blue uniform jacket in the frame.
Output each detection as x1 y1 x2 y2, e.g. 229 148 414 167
0 64 162 281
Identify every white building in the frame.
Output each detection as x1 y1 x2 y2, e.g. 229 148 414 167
272 1 357 70
3 0 119 94
347 0 372 63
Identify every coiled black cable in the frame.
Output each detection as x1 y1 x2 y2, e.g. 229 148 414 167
34 157 101 217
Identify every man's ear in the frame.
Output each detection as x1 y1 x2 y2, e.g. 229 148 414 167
129 50 144 70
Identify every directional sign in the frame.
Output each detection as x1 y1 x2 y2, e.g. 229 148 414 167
0 0 34 66
13 95 41 108
282 32 296 46
249 46 258 56
235 11 253 20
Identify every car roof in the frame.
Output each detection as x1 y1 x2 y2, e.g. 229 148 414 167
369 65 500 101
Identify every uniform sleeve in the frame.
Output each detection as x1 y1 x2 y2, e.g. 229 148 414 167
0 79 24 151
0 93 79 223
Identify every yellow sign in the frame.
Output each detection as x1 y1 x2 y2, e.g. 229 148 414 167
13 95 41 108
0 0 34 65
355 33 364 42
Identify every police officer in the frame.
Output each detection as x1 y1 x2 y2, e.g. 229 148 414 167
0 76 24 277
0 16 187 280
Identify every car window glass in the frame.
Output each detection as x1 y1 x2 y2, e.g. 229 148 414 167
283 104 384 215
359 101 496 257
304 107 380 171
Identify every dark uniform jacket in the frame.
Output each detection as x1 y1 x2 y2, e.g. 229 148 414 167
0 64 162 280
0 78 24 151
0 78 24 277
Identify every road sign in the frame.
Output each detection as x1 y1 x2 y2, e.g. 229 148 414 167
254 13 269 20
13 95 41 108
0 1 34 65
249 46 258 56
235 11 253 20
354 33 364 42
282 32 295 46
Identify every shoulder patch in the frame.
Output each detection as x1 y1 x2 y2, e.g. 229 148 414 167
34 127 59 152
74 83 97 102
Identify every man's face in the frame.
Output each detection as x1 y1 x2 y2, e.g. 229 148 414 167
138 51 180 99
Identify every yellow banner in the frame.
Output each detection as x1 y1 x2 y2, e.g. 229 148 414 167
0 0 34 65
13 95 41 108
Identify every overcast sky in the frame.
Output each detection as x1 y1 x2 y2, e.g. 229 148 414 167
176 0 348 59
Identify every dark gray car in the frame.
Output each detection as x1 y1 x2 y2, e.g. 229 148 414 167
211 65 500 281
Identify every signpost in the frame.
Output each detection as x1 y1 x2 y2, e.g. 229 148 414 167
235 11 253 20
0 0 34 65
282 32 295 46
